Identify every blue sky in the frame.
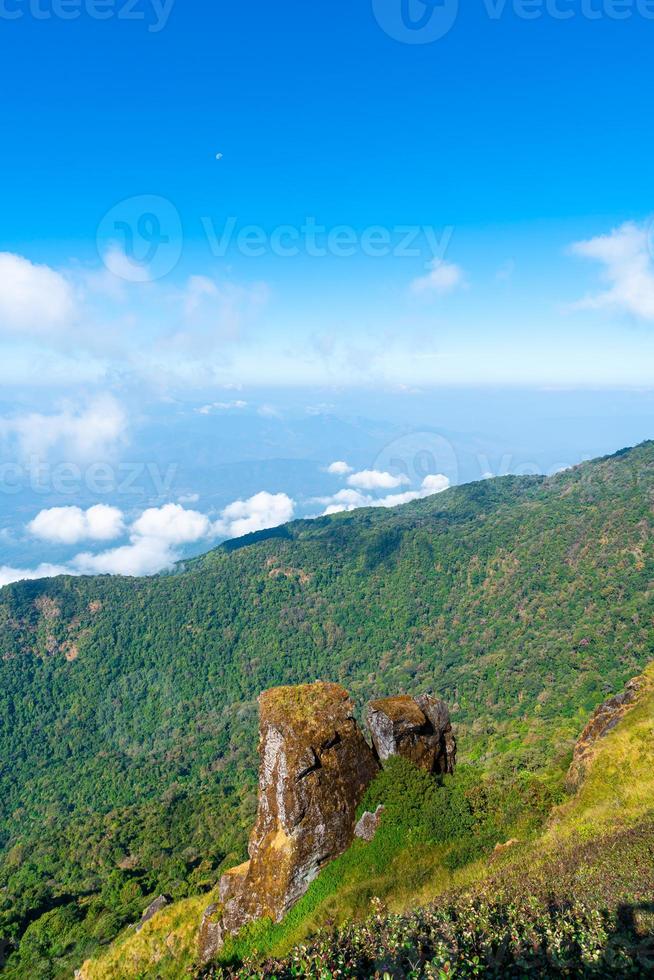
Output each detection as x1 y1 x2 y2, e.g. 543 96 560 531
1 0 653 581
1 0 654 385
2 2 653 238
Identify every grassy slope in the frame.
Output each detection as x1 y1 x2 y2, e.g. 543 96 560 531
2 442 654 975
79 665 654 978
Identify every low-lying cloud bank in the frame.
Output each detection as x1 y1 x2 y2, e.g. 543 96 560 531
0 464 451 588
0 492 295 586
319 467 449 515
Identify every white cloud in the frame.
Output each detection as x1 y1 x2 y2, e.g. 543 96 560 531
0 468 452 588
321 488 369 514
420 473 451 494
0 249 272 390
0 563 70 589
347 469 411 490
257 404 281 419
73 503 211 576
0 252 77 335
496 259 515 282
183 274 219 316
160 276 270 359
214 491 295 538
4 504 210 581
28 504 124 545
0 394 128 462
1 490 299 586
319 474 450 516
569 221 654 320
410 259 467 296
131 503 210 544
73 495 295 577
197 400 247 415
327 460 353 476
178 492 200 504
101 244 153 285
73 537 175 577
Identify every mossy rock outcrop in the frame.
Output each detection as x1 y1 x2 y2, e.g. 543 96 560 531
199 681 379 961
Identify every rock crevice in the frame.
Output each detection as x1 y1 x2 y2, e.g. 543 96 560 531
199 682 456 963
200 682 379 961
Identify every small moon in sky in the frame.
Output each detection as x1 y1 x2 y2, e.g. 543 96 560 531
215 153 223 160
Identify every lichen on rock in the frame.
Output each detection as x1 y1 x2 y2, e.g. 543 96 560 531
355 805 385 842
366 693 456 775
200 681 379 961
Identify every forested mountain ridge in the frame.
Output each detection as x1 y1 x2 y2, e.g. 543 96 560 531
1 440 653 976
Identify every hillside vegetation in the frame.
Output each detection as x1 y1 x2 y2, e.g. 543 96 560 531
1 441 653 976
82 665 654 978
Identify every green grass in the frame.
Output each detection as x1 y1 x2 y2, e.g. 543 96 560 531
548 662 654 842
77 894 208 980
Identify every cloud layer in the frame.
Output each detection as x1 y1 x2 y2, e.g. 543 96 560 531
0 457 453 587
317 469 450 515
0 395 128 462
1 492 297 586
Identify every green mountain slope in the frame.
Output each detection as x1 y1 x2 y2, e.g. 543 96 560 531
83 664 654 979
1 441 653 976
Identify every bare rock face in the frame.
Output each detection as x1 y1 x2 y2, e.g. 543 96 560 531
355 804 385 842
366 694 456 774
198 904 227 965
136 894 169 932
201 682 379 960
566 677 643 792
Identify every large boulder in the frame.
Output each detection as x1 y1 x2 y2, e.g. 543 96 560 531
201 682 379 959
366 693 456 774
